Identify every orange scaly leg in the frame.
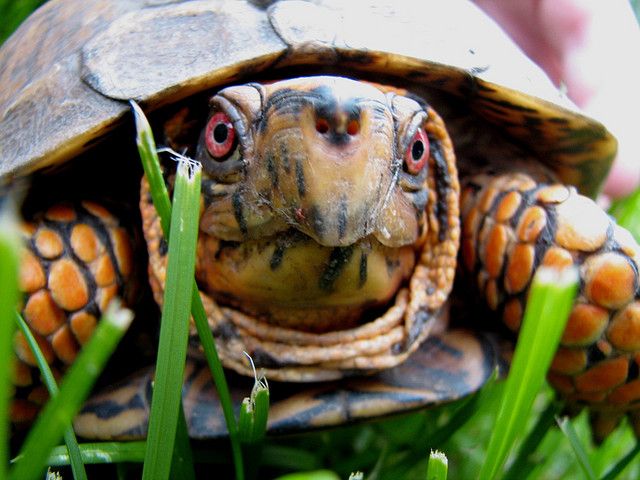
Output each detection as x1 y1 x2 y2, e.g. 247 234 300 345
13 202 133 424
461 171 640 442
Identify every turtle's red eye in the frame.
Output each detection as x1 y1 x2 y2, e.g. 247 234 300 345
404 128 429 174
205 112 236 159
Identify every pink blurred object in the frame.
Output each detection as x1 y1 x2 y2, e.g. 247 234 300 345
474 0 640 199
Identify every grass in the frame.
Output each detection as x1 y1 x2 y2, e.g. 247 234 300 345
140 158 200 480
2 2 640 479
479 267 578 479
133 102 245 479
238 357 270 479
557 416 597 479
426 451 448 480
0 203 20 479
10 303 132 480
15 312 87 480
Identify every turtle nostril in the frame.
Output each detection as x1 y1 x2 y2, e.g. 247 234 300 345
316 118 330 134
346 119 359 136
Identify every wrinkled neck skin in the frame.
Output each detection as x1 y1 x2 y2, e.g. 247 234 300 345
186 76 439 331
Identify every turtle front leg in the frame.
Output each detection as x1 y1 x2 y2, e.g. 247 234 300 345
13 202 133 424
460 171 640 442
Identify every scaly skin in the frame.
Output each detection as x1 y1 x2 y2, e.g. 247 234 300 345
461 172 640 442
14 202 133 423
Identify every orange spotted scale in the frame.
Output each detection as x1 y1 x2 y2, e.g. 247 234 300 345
462 173 640 441
12 202 133 424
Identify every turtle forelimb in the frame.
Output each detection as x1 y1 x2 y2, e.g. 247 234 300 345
460 171 640 442
12 202 134 424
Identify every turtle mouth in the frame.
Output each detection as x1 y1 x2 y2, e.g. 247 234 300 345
275 198 416 250
195 227 418 332
200 177 423 250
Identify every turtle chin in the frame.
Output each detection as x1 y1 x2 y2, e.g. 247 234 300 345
195 228 417 332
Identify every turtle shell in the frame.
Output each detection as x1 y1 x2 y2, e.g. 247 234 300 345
73 328 496 439
0 0 618 437
0 0 615 197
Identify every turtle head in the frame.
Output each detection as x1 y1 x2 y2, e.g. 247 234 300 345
198 76 432 248
183 76 459 333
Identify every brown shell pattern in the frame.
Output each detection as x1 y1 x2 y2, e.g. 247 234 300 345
73 329 495 440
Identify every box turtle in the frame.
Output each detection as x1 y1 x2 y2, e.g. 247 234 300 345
1 0 637 443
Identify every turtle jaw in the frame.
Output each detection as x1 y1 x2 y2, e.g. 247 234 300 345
195 228 417 332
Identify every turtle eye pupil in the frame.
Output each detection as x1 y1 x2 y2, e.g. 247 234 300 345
213 123 228 143
412 140 424 161
205 111 236 160
404 127 429 175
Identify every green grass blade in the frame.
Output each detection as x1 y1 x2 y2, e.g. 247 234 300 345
48 442 323 470
250 387 270 441
239 361 269 479
426 450 448 480
46 469 62 480
239 395 267 477
502 398 563 480
142 160 201 480
132 100 244 480
273 470 341 480
15 313 87 480
14 313 58 398
47 442 148 465
556 416 596 480
601 440 640 480
190 288 244 478
132 101 172 236
610 188 640 240
239 357 269 445
61 430 87 480
0 205 20 479
10 302 133 480
238 399 252 444
170 407 196 479
478 267 578 480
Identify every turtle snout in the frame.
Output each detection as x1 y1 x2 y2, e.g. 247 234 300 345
309 82 366 148
314 108 361 146
256 125 394 247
